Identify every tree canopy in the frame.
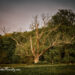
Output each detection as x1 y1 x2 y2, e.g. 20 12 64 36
52 9 75 25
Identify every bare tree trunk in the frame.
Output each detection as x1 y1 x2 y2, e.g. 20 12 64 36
36 23 39 53
34 54 40 63
34 57 39 63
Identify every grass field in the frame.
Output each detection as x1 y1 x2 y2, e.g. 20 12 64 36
0 64 75 75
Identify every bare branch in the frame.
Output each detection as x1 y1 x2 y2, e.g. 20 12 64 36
30 36 36 57
0 25 10 35
11 36 29 56
39 14 50 40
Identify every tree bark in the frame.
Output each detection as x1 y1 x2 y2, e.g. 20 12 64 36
34 56 39 63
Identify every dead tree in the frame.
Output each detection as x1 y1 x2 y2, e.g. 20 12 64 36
30 15 74 63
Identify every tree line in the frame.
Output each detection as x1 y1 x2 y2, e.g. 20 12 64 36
0 9 75 64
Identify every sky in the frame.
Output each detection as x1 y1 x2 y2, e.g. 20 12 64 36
0 0 75 34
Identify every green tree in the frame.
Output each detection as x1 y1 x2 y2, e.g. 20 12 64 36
0 35 16 63
52 9 75 25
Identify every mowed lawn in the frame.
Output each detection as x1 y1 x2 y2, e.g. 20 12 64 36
0 64 75 75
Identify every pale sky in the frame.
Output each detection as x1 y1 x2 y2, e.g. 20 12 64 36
0 0 75 34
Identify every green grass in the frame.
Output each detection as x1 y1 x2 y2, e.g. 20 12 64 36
0 64 75 75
